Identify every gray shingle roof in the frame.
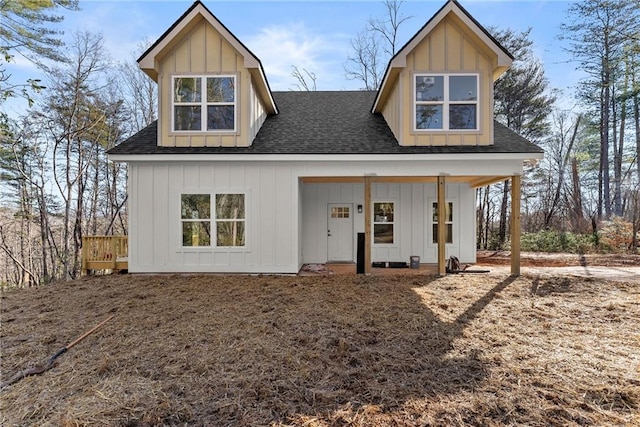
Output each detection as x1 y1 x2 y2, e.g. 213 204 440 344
108 91 543 156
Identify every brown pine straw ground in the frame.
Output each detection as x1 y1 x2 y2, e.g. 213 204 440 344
1 271 639 426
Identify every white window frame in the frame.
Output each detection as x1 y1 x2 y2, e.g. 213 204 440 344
372 201 395 245
172 75 237 133
431 200 454 245
180 193 212 248
214 192 246 248
179 192 246 248
414 73 479 131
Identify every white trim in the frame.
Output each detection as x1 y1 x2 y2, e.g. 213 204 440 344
372 200 397 246
413 73 479 132
178 190 247 249
172 74 237 133
372 1 512 113
110 152 543 163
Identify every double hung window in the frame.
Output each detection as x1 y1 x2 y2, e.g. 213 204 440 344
415 74 478 131
373 202 395 244
432 201 453 244
173 75 236 132
181 193 245 247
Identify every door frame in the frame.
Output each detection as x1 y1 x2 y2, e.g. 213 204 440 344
327 203 354 262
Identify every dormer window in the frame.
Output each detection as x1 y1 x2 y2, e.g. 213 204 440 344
414 74 478 131
173 75 236 132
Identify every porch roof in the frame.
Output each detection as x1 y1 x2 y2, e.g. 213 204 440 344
108 91 543 156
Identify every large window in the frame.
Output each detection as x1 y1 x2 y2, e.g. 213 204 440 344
373 202 394 244
173 76 236 132
432 201 453 244
415 74 478 131
181 193 245 247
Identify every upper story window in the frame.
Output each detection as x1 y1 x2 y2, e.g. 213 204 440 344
173 75 236 132
414 74 478 131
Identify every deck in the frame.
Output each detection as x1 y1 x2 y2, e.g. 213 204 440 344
81 236 128 274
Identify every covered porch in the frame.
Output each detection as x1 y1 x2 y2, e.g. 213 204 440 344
301 174 523 276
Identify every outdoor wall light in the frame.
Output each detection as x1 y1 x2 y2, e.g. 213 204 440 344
357 204 363 213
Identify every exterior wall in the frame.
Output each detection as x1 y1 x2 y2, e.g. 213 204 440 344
382 15 496 146
301 183 365 264
128 158 520 273
128 161 299 273
301 182 474 265
157 20 267 148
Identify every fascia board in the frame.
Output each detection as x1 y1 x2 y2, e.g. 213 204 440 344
108 152 543 163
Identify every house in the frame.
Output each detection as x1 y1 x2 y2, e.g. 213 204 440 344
107 0 543 276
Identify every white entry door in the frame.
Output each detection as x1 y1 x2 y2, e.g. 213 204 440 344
327 204 354 262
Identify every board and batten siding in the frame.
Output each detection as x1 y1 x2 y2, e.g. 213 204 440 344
300 182 474 264
128 158 524 273
381 15 496 146
128 162 298 273
157 20 268 148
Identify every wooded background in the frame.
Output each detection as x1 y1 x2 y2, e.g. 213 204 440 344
1 0 639 287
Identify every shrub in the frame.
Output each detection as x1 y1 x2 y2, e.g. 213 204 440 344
520 230 596 253
598 217 638 253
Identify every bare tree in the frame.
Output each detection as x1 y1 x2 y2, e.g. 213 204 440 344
290 66 317 91
560 0 640 219
344 0 412 91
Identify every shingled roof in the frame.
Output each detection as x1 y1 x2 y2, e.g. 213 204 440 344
108 91 543 156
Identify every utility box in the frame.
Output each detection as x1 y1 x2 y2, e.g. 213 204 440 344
410 256 420 269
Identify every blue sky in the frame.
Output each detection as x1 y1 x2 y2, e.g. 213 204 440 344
4 0 581 116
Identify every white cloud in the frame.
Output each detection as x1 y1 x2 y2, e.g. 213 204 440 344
242 23 351 90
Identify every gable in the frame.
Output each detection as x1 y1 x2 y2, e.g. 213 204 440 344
137 1 276 149
372 0 513 147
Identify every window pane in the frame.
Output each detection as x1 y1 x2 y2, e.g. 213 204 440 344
182 194 210 219
183 221 211 246
174 106 201 130
217 221 245 246
450 76 477 101
331 207 350 218
374 224 394 244
174 77 201 102
207 77 235 102
432 202 453 222
416 105 443 129
216 194 245 219
415 76 443 101
207 106 235 130
374 202 394 222
449 105 476 129
432 224 453 244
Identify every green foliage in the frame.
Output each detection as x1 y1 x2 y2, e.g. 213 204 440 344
520 230 596 253
0 0 78 105
491 27 556 142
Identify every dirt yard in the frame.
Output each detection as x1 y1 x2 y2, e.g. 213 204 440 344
1 267 639 426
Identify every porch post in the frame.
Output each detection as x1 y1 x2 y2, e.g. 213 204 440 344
510 174 521 276
437 175 446 276
364 175 372 275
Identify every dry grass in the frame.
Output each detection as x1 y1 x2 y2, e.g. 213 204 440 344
1 273 638 426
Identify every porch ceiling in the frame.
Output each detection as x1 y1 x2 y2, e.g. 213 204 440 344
300 175 512 188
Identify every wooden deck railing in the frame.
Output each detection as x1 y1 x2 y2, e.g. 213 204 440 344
81 236 128 274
